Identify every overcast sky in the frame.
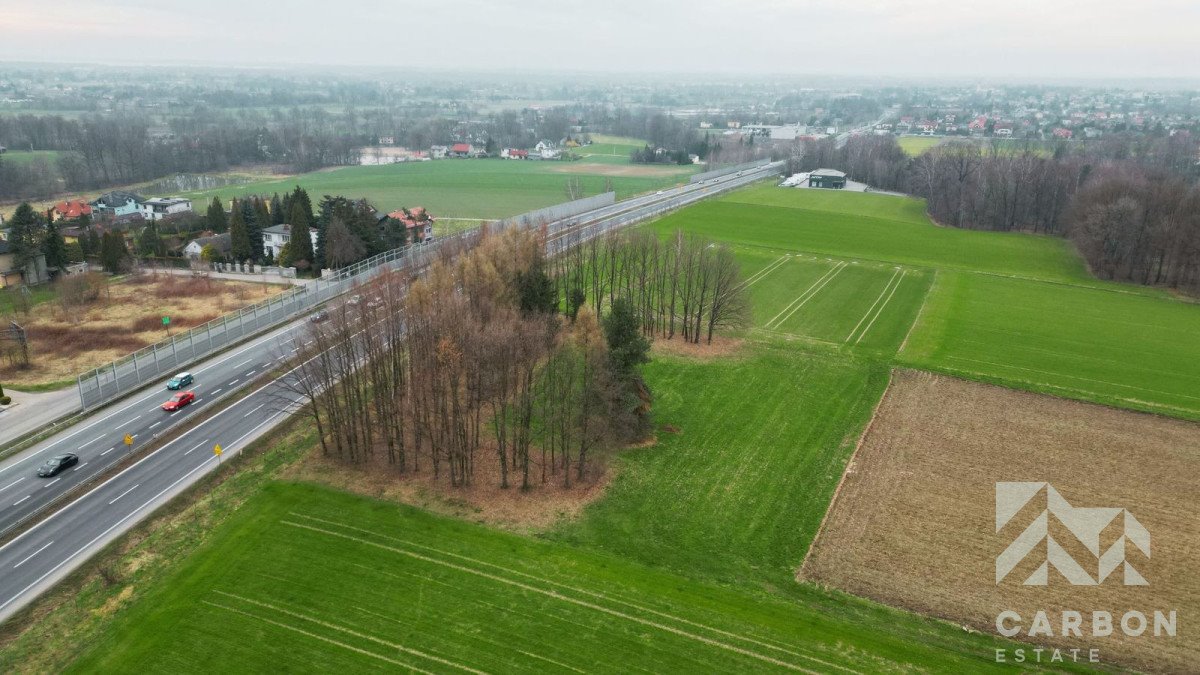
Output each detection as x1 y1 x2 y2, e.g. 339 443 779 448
1 0 1198 80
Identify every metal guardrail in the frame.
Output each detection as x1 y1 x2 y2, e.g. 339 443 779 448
689 158 771 184
73 192 627 411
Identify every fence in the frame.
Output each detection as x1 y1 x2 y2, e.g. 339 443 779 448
689 158 771 184
74 168 782 410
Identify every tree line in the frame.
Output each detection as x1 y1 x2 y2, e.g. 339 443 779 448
786 133 1200 291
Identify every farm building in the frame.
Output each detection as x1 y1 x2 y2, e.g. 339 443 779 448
809 169 847 189
449 143 475 158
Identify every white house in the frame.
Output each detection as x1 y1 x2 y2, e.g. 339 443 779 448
184 233 230 260
262 224 319 259
90 191 144 218
141 197 192 221
430 145 448 159
534 140 560 160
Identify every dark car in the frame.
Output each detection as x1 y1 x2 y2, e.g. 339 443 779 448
162 391 195 412
38 453 79 477
167 372 194 390
309 310 329 323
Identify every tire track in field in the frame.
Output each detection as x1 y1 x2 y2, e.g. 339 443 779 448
852 270 906 345
282 516 849 674
737 254 790 289
844 269 902 343
213 590 487 674
201 600 438 673
290 514 834 668
765 262 847 330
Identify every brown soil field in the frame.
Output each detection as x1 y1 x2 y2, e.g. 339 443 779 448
1 272 287 388
550 162 690 178
801 369 1200 672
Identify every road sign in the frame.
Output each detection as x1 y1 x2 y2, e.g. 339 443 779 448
162 316 170 326
214 444 223 462
123 434 134 446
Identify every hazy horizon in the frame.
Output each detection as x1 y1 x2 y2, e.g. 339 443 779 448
1 0 1198 80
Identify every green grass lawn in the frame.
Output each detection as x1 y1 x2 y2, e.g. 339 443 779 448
0 284 57 317
0 150 67 166
67 481 1023 674
180 158 694 220
896 136 942 156
901 270 1200 419
575 134 645 164
554 343 888 589
661 184 1150 289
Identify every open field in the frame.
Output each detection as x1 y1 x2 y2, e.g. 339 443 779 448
64 481 1024 674
802 370 1200 672
180 158 696 221
574 134 647 164
900 270 1200 419
555 343 890 588
742 250 932 355
0 272 285 389
655 184 1123 287
0 150 68 166
896 136 942 155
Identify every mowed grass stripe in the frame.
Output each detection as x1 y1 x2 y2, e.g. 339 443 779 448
766 262 847 329
852 270 906 345
846 268 903 343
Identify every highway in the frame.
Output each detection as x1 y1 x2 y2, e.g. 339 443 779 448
0 160 783 624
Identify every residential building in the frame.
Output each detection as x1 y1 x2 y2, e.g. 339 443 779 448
141 197 192 221
534 140 560 159
808 168 847 189
386 207 435 242
184 233 231 260
0 239 48 287
501 148 528 159
430 145 448 159
449 143 475 158
49 199 93 221
261 224 319 259
90 191 144 218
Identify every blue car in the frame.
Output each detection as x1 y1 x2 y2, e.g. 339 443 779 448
167 372 194 390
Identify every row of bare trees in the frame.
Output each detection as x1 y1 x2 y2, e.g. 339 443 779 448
552 229 751 344
279 229 647 490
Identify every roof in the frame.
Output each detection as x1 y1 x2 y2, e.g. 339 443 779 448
810 169 847 178
143 197 190 206
262 224 294 236
52 200 93 218
188 232 231 251
450 143 472 153
92 191 145 207
386 207 434 229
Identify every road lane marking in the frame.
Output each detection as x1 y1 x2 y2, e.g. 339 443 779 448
73 463 88 471
100 447 114 456
243 404 265 418
77 435 105 451
235 359 253 369
12 541 53 569
183 441 208 455
108 485 139 505
212 388 222 395
228 380 239 386
13 495 31 506
245 369 256 376
128 415 142 423
148 422 161 429
42 478 60 489
0 478 25 494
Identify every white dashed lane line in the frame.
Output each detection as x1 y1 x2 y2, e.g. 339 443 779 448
108 485 139 506
100 447 114 456
228 380 239 387
148 422 161 429
243 404 265 418
42 478 60 489
184 441 206 456
73 463 88 472
13 495 31 507
0 477 25 494
12 541 53 569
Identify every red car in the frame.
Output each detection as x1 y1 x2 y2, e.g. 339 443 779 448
162 391 195 411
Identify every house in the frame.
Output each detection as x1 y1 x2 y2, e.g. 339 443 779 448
501 148 528 160
993 122 1015 137
968 116 988 134
261 224 319 259
917 120 938 135
534 140 560 160
0 239 48 287
49 200 93 221
449 143 474 158
378 135 395 146
90 191 144 218
141 197 192 221
386 207 435 242
430 145 448 159
184 232 231 260
808 169 847 190
1052 127 1074 139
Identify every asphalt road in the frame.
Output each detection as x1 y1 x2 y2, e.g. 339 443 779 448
0 162 783 625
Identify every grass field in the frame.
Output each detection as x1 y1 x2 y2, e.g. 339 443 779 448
896 136 942 156
65 481 1025 674
655 184 1117 287
900 270 1200 419
575 134 646 164
180 158 695 221
803 370 1200 672
0 150 68 166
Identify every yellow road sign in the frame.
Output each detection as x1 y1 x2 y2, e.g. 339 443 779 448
213 444 223 456
123 434 134 446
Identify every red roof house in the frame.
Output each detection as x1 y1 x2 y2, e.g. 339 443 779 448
50 199 93 221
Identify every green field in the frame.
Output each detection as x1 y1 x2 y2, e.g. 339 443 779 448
0 150 67 166
575 134 646 164
180 158 695 220
896 136 942 156
901 270 1200 419
67 482 1020 674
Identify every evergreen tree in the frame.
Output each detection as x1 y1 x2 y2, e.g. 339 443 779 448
270 193 286 224
206 197 227 233
43 219 69 269
288 200 315 271
8 203 44 274
99 231 129 274
603 297 651 376
515 258 556 314
228 199 253 261
84 228 102 257
136 222 163 257
243 198 264 261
